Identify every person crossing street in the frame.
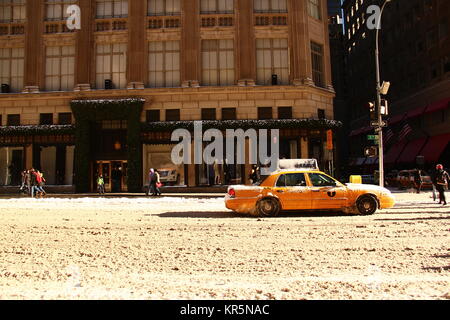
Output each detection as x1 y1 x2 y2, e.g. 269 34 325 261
433 164 449 206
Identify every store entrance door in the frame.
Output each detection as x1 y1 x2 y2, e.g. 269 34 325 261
93 161 128 193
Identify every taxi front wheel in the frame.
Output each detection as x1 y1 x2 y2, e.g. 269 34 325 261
356 195 378 215
256 198 280 217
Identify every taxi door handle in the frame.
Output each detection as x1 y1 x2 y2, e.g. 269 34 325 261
277 190 284 193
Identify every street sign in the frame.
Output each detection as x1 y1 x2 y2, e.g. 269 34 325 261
367 135 379 141
371 120 387 128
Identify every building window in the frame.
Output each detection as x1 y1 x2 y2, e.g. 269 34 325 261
222 108 236 120
7 114 20 126
258 107 273 120
45 46 75 92
166 109 180 121
278 107 292 119
148 0 180 16
256 38 289 85
149 41 180 88
0 48 24 93
439 19 448 40
0 0 26 23
307 0 321 20
96 0 128 18
40 113 54 125
318 109 326 120
200 0 234 14
58 113 72 125
146 110 160 122
201 108 216 120
254 0 287 13
311 42 325 88
201 39 235 86
45 0 77 21
96 43 127 89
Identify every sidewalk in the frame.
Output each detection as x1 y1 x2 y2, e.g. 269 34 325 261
0 192 225 199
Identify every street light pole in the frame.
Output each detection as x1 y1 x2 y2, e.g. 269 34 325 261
375 0 391 187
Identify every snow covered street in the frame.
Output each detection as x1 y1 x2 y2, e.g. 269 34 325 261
0 192 448 300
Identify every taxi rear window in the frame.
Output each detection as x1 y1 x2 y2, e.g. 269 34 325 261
276 173 307 187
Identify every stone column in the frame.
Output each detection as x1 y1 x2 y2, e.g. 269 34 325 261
300 137 309 159
321 0 334 92
23 0 44 93
75 0 94 91
236 0 256 86
244 139 252 185
181 0 200 87
127 0 146 89
25 145 33 170
187 142 196 187
288 0 314 86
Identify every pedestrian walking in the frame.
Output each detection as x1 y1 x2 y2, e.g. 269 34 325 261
413 169 423 194
35 170 46 197
97 175 105 195
25 170 31 196
154 169 162 196
147 168 156 196
30 169 39 198
433 164 449 206
19 170 28 195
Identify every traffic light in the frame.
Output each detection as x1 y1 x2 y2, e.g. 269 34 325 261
364 146 378 157
368 102 377 120
380 99 389 116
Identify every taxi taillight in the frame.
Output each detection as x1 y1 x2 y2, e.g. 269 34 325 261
228 188 236 198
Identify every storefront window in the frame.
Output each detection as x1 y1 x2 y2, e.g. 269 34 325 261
144 144 186 186
0 147 24 186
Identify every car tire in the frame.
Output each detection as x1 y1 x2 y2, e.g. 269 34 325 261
256 198 280 217
356 195 378 215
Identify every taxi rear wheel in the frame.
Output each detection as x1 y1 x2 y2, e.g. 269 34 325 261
356 195 378 215
256 198 280 217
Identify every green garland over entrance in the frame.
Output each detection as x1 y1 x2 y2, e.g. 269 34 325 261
70 99 145 193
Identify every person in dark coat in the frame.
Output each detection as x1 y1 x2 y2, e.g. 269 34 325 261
147 168 156 196
433 164 449 206
413 169 423 194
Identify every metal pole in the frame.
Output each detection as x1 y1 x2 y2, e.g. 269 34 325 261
375 0 389 188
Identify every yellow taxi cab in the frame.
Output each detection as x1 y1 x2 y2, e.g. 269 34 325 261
225 169 395 217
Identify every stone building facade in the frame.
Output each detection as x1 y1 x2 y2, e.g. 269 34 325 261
0 0 337 192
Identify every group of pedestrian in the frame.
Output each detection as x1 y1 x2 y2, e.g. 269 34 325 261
20 169 46 198
146 168 162 197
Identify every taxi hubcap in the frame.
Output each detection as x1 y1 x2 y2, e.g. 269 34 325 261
262 201 273 212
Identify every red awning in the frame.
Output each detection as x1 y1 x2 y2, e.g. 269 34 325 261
355 157 367 166
406 106 427 119
388 113 406 126
397 137 428 164
420 133 450 163
365 157 378 165
385 140 408 164
424 98 450 115
361 126 373 134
